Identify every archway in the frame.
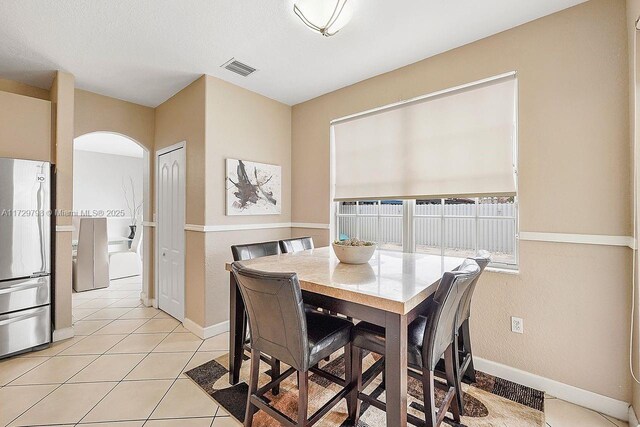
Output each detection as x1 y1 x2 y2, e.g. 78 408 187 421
71 132 151 302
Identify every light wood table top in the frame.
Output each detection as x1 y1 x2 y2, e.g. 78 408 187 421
225 246 464 315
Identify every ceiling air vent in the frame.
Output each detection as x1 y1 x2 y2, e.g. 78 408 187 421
221 58 257 77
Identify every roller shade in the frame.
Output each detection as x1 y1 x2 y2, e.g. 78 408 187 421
332 74 517 201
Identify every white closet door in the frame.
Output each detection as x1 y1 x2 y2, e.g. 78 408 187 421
157 147 185 321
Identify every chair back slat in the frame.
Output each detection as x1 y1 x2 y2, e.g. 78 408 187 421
232 262 309 371
231 241 281 261
279 237 314 254
456 251 491 329
422 261 480 370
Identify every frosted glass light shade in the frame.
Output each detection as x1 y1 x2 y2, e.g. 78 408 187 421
293 0 353 37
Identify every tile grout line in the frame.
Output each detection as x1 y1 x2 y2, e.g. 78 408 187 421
6 312 137 426
75 292 152 335
76 313 187 425
140 321 210 425
210 405 221 426
5 288 144 426
6 281 226 427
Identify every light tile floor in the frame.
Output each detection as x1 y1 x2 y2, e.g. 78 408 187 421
0 276 629 426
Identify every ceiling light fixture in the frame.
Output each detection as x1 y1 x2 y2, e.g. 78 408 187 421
293 0 354 37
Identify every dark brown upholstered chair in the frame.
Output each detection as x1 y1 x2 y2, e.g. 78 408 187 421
349 261 481 427
279 237 314 253
231 241 282 393
231 241 281 261
455 252 491 381
232 263 355 427
279 236 348 351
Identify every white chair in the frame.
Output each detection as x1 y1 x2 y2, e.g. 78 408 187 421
73 218 110 292
109 227 142 279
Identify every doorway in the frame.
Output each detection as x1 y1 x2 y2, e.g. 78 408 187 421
72 132 147 296
155 143 186 321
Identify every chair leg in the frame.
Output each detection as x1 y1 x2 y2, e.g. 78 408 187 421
271 358 281 395
298 370 309 426
461 319 476 383
452 333 464 415
245 348 260 427
444 345 461 423
348 346 362 424
422 369 437 427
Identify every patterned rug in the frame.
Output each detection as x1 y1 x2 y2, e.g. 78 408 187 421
185 352 545 427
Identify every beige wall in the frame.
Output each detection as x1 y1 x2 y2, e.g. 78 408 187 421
74 89 156 304
291 0 632 401
202 76 292 327
627 0 640 416
51 71 75 334
155 77 207 224
0 90 51 161
203 75 292 225
153 75 292 329
154 76 207 325
0 77 49 100
74 89 155 148
0 78 72 333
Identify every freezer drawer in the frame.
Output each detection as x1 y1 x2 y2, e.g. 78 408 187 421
0 305 50 357
0 276 50 314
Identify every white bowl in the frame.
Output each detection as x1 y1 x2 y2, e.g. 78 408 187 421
332 242 377 265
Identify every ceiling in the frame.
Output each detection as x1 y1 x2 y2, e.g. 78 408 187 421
74 133 144 158
0 0 587 107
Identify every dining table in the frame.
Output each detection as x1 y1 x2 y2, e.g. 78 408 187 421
225 246 465 427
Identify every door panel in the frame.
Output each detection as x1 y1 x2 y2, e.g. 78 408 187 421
0 159 51 281
157 148 185 321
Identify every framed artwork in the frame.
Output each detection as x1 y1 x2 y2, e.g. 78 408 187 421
226 158 281 215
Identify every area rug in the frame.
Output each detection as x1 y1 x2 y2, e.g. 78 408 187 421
186 351 545 427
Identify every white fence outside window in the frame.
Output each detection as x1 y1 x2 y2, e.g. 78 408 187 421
336 199 517 266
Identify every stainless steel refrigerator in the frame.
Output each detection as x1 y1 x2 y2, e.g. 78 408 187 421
0 158 51 358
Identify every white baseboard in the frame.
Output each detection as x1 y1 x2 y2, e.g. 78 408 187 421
140 292 155 307
630 406 639 427
474 357 629 421
52 326 75 342
182 318 230 340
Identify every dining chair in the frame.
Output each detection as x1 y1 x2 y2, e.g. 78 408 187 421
232 241 281 261
279 237 314 253
349 260 481 427
232 263 355 427
231 241 282 393
279 236 348 353
454 251 491 385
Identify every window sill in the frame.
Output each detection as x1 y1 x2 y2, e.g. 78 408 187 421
486 266 520 275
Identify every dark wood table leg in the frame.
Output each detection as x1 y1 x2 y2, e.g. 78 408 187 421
229 271 245 385
385 312 408 427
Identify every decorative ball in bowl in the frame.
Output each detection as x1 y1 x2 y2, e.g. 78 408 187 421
332 239 377 264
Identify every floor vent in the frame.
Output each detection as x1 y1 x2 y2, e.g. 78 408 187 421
221 58 257 77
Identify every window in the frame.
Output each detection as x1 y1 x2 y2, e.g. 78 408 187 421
332 73 519 269
336 200 403 251
336 196 518 269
